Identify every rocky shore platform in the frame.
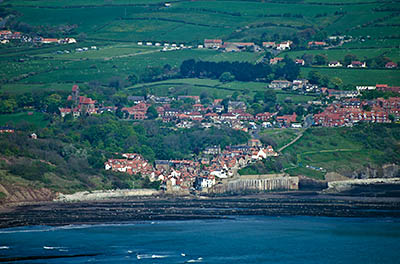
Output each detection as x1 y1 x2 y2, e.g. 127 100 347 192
1 192 399 228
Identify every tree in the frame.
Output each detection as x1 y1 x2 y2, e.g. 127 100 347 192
250 103 264 115
108 76 125 90
141 66 163 82
219 72 235 83
232 91 239 100
331 77 343 89
180 59 196 77
281 58 300 81
295 105 304 116
302 54 314 66
263 90 277 104
314 54 328 65
308 70 322 85
146 106 158 120
321 75 330 87
128 74 139 85
344 54 357 66
0 99 17 113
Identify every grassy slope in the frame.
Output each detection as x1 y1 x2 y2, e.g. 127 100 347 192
0 0 398 90
282 125 400 179
300 67 400 86
0 112 49 128
129 78 319 102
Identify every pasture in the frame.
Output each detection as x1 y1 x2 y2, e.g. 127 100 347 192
3 0 399 44
300 67 400 86
0 0 398 94
0 112 49 128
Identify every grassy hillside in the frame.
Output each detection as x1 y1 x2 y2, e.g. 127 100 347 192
255 124 400 180
300 67 400 86
3 0 399 43
129 78 319 102
0 0 398 92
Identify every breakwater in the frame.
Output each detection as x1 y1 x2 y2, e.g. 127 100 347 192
56 189 159 202
210 174 299 194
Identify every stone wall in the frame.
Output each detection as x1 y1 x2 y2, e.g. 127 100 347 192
209 175 299 194
56 189 160 202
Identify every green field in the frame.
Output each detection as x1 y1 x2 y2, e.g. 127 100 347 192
130 78 319 102
300 67 400 86
281 125 400 179
0 112 49 128
3 0 399 43
0 0 399 90
282 48 400 63
260 129 301 149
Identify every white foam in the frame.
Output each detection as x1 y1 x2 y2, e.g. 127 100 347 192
186 257 203 263
0 246 9 250
136 254 168 259
43 246 66 250
152 254 167 258
181 253 186 256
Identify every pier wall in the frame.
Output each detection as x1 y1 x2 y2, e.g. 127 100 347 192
210 175 299 194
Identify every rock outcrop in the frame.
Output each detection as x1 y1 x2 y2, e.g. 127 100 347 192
0 184 55 205
343 164 400 179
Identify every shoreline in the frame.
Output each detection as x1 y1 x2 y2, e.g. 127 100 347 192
1 192 399 229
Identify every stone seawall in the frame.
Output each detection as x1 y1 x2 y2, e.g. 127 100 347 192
56 189 160 202
210 176 299 194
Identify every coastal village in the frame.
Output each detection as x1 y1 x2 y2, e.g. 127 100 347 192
55 80 400 192
104 141 278 192
1 28 399 193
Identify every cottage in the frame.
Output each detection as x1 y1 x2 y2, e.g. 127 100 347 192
276 113 297 126
327 89 359 99
269 57 283 65
308 41 327 48
276 41 292 50
262 42 276 48
328 61 342 67
0 127 14 133
127 96 146 104
204 146 221 155
204 39 223 49
41 38 59 44
295 59 305 66
347 61 366 68
227 101 246 113
356 86 376 92
269 80 292 90
59 108 72 118
178 95 200 103
385 62 397 69
255 112 274 122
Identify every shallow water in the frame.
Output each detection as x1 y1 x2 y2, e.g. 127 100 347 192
1 216 400 263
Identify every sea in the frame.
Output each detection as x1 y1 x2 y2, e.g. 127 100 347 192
1 216 400 264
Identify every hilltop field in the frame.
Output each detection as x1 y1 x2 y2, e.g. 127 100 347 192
0 0 399 94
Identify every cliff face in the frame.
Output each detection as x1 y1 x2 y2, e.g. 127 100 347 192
343 164 400 179
0 184 56 205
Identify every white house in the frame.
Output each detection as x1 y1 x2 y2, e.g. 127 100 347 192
210 170 228 179
328 61 342 67
276 41 292 50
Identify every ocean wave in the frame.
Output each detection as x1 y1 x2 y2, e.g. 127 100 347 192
0 246 9 250
43 246 67 250
136 254 169 259
186 257 203 263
